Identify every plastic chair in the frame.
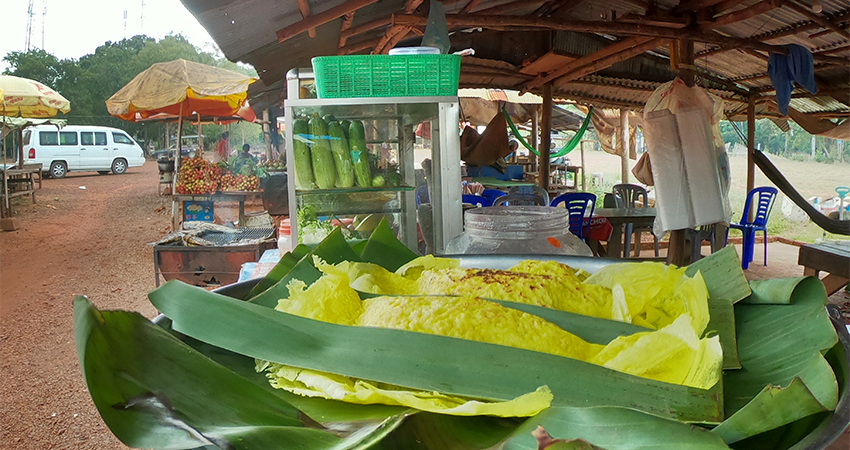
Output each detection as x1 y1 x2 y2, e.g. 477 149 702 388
612 183 659 258
492 193 546 206
415 185 430 205
550 192 596 240
462 194 492 207
481 188 506 205
725 186 778 270
508 185 550 205
686 224 716 263
836 186 849 220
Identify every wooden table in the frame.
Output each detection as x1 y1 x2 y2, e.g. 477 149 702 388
798 241 850 295
1 166 39 217
594 207 657 259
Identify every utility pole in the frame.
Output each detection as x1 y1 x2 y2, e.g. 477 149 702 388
123 10 128 39
140 0 146 29
25 0 34 51
41 1 47 49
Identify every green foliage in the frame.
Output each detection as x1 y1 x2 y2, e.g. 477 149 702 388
721 119 848 163
2 34 259 153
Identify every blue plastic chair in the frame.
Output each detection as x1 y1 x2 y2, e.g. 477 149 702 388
481 188 506 205
725 186 778 270
492 193 546 206
462 194 492 207
550 192 596 240
415 185 430 205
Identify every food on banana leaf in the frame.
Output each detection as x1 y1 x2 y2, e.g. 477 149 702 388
258 259 722 415
585 262 711 335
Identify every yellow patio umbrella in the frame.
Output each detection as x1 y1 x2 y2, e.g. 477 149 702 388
106 59 256 227
0 75 71 118
1 76 71 220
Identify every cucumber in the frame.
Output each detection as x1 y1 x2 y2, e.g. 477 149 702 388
327 121 355 188
309 115 336 189
292 118 314 189
339 119 351 139
348 120 372 188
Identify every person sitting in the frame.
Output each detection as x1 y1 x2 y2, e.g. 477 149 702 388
238 143 258 163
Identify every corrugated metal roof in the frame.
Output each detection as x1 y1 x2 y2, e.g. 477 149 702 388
181 0 850 122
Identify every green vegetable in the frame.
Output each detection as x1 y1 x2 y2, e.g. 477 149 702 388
322 114 336 123
292 118 314 189
371 175 385 187
309 115 336 189
386 170 401 187
328 121 355 188
349 120 372 187
339 119 351 139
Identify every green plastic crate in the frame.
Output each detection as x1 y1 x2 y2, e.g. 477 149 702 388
312 54 461 98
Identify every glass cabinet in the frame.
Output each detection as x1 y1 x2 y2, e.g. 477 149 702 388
283 68 462 254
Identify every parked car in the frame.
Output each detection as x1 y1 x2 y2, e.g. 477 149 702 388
150 147 196 160
22 125 146 178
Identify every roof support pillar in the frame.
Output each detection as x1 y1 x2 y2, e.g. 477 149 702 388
746 94 756 221
531 106 539 173
620 108 630 185
668 38 696 266
539 82 552 192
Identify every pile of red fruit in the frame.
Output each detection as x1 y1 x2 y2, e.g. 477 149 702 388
175 157 223 194
219 173 260 192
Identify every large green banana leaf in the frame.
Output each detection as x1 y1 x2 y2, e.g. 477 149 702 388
73 296 406 449
149 280 723 423
712 277 840 445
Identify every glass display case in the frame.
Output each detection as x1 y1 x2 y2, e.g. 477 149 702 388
284 68 462 254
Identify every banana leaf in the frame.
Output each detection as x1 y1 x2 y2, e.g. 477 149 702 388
356 218 418 272
149 280 724 423
247 244 311 298
684 245 751 304
73 296 406 450
707 298 741 369
249 229 361 308
500 406 729 450
711 277 839 445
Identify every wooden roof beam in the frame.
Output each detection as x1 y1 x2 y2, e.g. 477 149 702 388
338 12 356 47
339 17 393 43
277 0 381 42
393 13 792 55
297 0 317 38
462 0 484 14
476 0 546 15
783 0 850 40
554 39 669 87
674 0 728 14
697 10 850 58
698 0 782 31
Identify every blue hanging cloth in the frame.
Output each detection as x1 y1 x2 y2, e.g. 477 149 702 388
768 44 818 116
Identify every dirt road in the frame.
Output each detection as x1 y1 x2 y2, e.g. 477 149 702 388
1 161 170 449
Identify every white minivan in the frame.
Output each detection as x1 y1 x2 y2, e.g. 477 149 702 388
22 125 146 178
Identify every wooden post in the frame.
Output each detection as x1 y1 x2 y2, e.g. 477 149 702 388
620 109 629 184
667 39 696 266
172 103 184 231
540 82 552 192
263 109 272 160
747 93 756 208
531 107 539 173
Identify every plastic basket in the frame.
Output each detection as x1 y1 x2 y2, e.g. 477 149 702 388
312 54 461 98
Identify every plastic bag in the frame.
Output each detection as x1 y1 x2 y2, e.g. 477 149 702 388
421 1 451 54
632 152 654 186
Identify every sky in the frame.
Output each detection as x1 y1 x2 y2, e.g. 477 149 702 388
1 0 218 68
